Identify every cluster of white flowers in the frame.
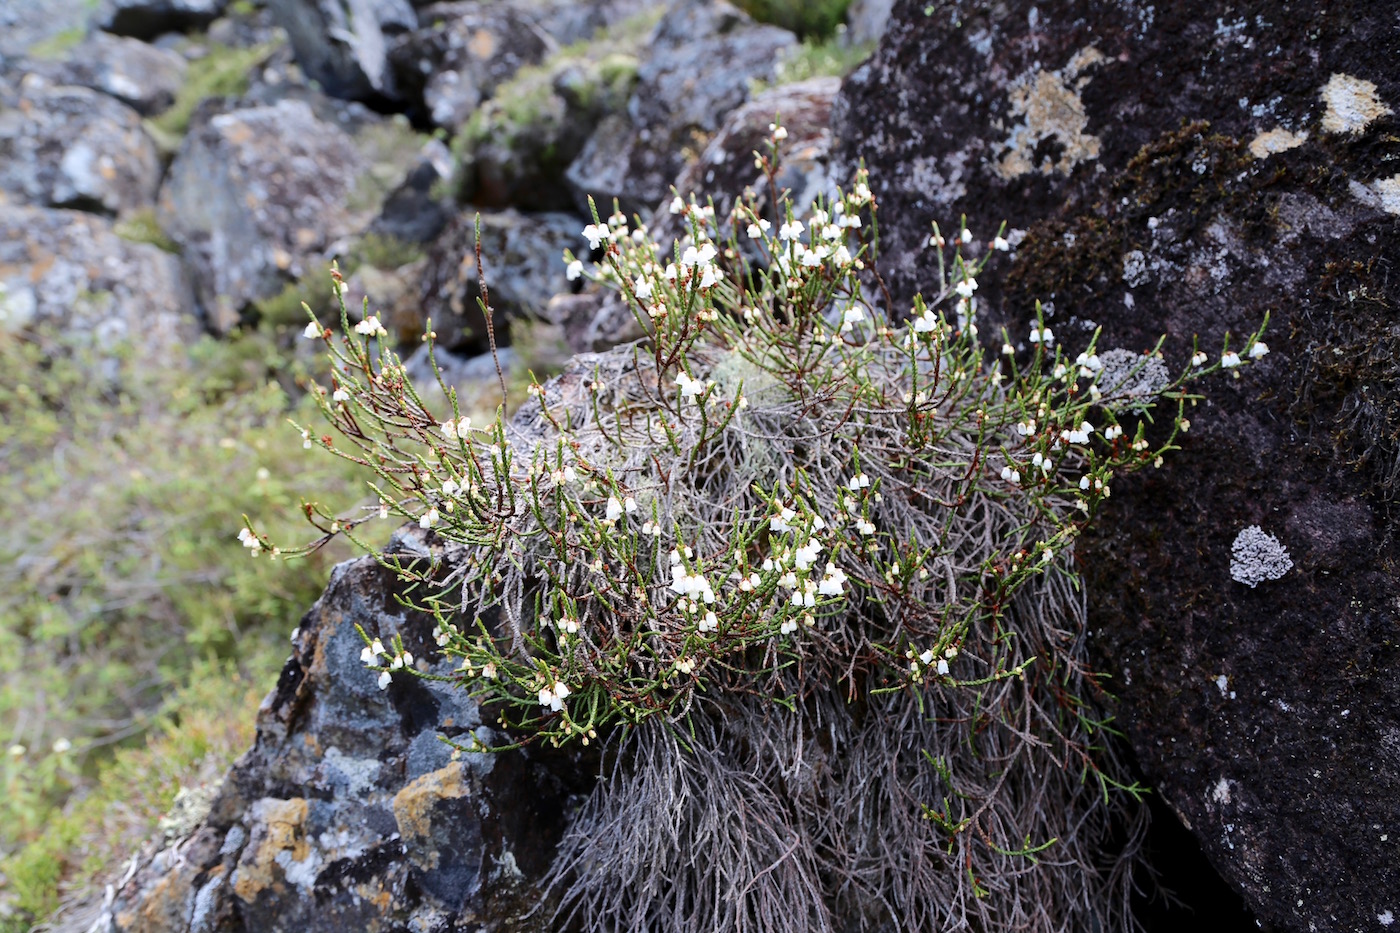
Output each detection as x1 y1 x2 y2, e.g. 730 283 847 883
669 548 716 602
439 416 470 439
538 678 570 712
353 315 387 338
361 638 414 690
237 526 262 554
908 645 958 681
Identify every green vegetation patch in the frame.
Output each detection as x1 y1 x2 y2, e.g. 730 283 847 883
754 34 875 93
113 208 179 253
735 0 852 39
147 39 280 141
0 326 369 926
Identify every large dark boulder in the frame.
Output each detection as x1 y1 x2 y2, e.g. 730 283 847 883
107 529 584 933
832 2 1400 931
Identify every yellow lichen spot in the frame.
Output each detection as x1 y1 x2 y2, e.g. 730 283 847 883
1248 127 1308 159
468 28 498 60
996 47 1106 179
231 797 310 903
1320 73 1391 134
391 763 470 871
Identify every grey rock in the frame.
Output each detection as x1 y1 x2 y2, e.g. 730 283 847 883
107 538 582 932
833 1 1400 929
844 0 894 45
19 31 188 115
158 97 366 332
650 76 840 245
0 0 95 58
272 0 417 102
98 0 227 39
0 74 161 216
564 0 795 218
418 208 580 354
0 204 196 350
391 1 555 129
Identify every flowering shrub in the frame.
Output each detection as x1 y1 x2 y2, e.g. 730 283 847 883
258 127 1266 931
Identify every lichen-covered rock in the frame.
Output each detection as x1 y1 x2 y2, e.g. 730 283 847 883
97 0 226 40
0 74 161 216
650 75 840 243
158 97 366 332
0 0 95 58
564 0 795 218
416 208 580 354
18 31 188 115
0 204 195 349
272 0 417 103
390 1 555 129
107 533 583 933
833 2 1400 930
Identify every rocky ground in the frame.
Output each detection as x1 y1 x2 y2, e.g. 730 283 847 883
1 0 1394 931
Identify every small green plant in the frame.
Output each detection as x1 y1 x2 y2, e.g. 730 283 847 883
262 129 1266 931
113 208 179 253
26 26 87 61
147 39 279 141
735 0 852 39
753 34 876 92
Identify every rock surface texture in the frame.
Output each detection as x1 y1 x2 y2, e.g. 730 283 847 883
159 98 365 332
564 0 795 217
418 208 580 353
0 204 195 349
108 530 582 933
19 32 188 116
272 0 418 103
832 2 1400 930
0 74 162 216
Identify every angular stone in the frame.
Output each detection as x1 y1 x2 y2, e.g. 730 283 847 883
158 98 365 332
20 31 189 116
0 204 196 349
271 0 418 102
108 536 584 932
390 1 554 130
564 0 795 218
0 74 161 216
